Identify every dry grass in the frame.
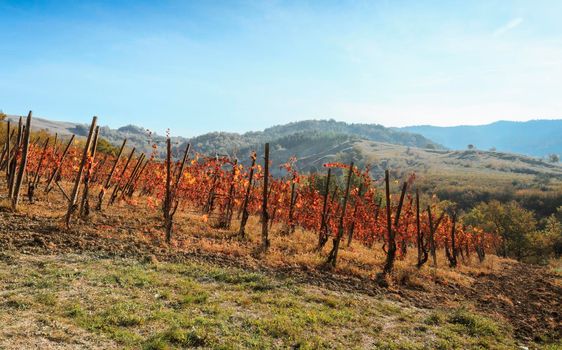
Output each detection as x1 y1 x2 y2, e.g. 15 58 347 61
10 180 510 295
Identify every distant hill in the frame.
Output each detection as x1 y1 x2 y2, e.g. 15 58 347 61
185 119 442 155
5 115 440 157
5 115 187 156
399 119 562 157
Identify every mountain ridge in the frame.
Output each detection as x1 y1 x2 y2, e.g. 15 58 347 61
399 119 562 157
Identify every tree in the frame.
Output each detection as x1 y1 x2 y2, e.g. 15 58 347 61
467 144 475 150
529 214 562 263
548 154 560 163
464 201 537 261
96 137 120 155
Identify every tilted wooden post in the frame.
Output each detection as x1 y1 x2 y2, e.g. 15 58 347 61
91 154 108 184
80 126 100 217
261 143 270 252
108 147 135 206
117 153 145 201
65 116 97 227
97 138 127 209
8 117 23 199
28 137 49 203
326 162 354 267
2 121 10 177
316 168 332 250
347 183 364 247
0 129 15 172
12 111 32 210
45 135 75 193
238 152 256 237
163 141 190 243
128 159 149 197
220 158 237 228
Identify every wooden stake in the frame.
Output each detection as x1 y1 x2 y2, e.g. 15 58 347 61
12 112 32 210
64 116 97 227
96 138 127 210
261 143 270 252
44 135 75 193
326 162 354 267
238 152 256 237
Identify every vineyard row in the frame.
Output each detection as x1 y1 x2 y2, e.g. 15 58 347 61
1 114 497 274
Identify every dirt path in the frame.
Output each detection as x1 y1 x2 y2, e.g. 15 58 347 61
1 209 560 344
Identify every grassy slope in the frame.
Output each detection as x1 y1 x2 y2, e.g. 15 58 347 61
0 181 560 349
0 252 529 350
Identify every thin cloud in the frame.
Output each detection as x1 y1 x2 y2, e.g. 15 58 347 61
494 18 523 36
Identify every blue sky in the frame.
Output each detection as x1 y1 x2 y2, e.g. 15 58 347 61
1 0 562 136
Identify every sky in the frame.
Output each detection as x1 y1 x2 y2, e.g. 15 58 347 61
1 0 562 136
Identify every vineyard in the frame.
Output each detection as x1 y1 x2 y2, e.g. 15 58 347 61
1 114 499 274
1 113 560 348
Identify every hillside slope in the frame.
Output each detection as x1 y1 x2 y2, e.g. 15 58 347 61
5 115 440 156
400 119 562 157
183 119 442 155
235 132 562 216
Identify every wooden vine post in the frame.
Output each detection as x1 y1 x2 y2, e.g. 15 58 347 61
220 159 237 228
287 177 297 233
128 158 149 197
163 140 190 243
383 171 408 274
427 206 446 268
326 162 354 267
28 137 49 203
44 135 75 194
119 153 145 201
316 168 332 250
238 152 256 238
64 116 97 227
261 143 270 252
108 147 135 206
8 117 22 199
12 111 32 210
79 126 100 217
96 138 126 209
415 189 424 268
445 212 458 268
346 183 364 247
3 121 10 179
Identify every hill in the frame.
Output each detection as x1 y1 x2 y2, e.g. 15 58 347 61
188 119 442 155
5 115 440 156
400 119 562 157
225 132 562 217
4 115 187 156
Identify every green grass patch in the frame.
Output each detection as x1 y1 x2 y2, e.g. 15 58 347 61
0 254 534 349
